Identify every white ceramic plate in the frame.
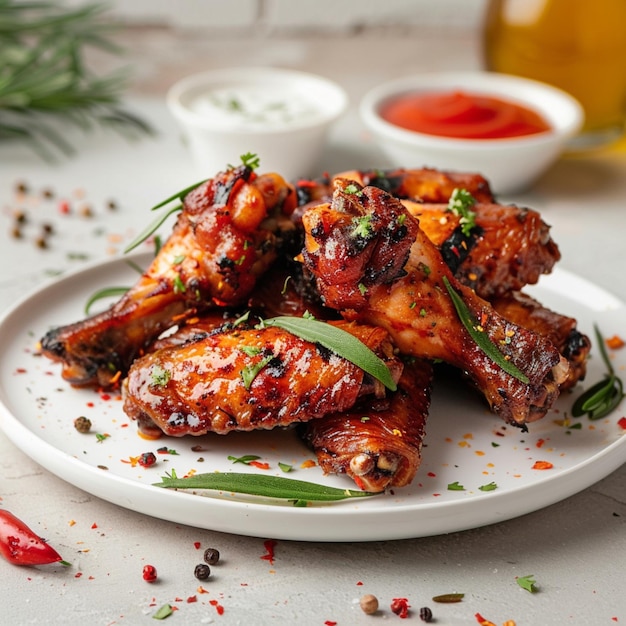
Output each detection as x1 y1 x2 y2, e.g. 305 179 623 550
0 254 625 542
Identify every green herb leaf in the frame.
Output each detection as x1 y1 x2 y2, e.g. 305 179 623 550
447 481 465 491
84 286 129 315
150 180 207 211
241 354 275 390
153 471 379 502
572 324 625 419
517 574 538 593
150 365 171 387
278 462 292 473
478 481 498 492
262 316 397 391
227 455 261 465
124 204 183 253
443 276 529 383
152 603 174 620
350 214 373 239
240 152 260 170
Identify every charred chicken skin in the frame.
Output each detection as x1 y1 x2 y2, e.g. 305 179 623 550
122 320 404 437
40 164 295 388
300 357 433 492
301 180 569 427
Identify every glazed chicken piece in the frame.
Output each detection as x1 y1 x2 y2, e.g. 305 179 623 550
301 180 569 427
400 200 561 299
293 170 560 299
335 167 495 203
300 357 433 492
490 291 590 391
40 164 296 387
122 320 404 437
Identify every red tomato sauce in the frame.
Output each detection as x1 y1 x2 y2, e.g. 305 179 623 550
379 90 551 139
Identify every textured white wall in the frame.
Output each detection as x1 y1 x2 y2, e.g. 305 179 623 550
96 0 488 32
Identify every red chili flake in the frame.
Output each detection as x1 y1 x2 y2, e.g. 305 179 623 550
209 599 225 615
142 564 157 583
536 438 545 448
58 200 70 214
260 539 277 565
186 595 197 603
427 472 436 477
194 541 201 550
248 461 270 470
324 622 337 626
606 335 625 350
356 581 364 586
74 572 83 578
532 460 553 470
391 597 410 618
91 523 98 529
14 368 27 374
618 417 626 430
99 393 111 401
475 613 497 626
138 452 157 468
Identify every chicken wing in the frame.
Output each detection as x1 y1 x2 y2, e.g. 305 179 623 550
300 357 433 492
301 180 569 427
40 164 295 387
122 320 404 437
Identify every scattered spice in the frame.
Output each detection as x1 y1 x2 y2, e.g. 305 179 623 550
432 593 464 603
260 539 277 565
359 594 379 615
194 563 211 580
419 606 433 622
138 452 157 468
531 460 553 470
142 564 157 583
73 416 92 433
203 548 220 565
390 597 410 618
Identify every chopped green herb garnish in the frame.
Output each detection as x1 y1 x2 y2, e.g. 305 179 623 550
150 365 171 387
240 152 260 170
350 214 374 239
447 188 477 236
516 574 538 593
241 354 274 390
152 603 174 620
278 462 293 473
343 183 363 196
447 481 465 491
240 345 262 357
172 274 186 294
478 481 498 491
172 254 185 265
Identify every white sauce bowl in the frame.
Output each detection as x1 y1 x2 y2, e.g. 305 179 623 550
360 72 584 194
167 67 348 181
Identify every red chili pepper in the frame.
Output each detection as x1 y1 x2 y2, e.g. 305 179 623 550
0 510 63 566
142 564 158 582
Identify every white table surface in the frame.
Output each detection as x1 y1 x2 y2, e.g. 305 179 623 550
1 30 625 626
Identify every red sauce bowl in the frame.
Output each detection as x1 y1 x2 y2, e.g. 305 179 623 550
360 72 583 194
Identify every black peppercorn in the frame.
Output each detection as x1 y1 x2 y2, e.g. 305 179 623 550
419 606 433 622
194 563 211 580
203 547 220 565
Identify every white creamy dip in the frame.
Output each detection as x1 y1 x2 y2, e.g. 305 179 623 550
189 85 323 130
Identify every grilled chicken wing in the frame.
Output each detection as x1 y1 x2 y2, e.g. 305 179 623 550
40 164 295 387
490 291 590 391
300 357 433 492
301 180 569 427
122 320 403 437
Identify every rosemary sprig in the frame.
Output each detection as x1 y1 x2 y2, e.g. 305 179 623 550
261 314 398 391
153 470 378 502
84 286 129 315
0 0 151 158
572 324 625 419
443 276 529 383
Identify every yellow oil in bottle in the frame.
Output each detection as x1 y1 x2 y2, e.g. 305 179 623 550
484 0 626 147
